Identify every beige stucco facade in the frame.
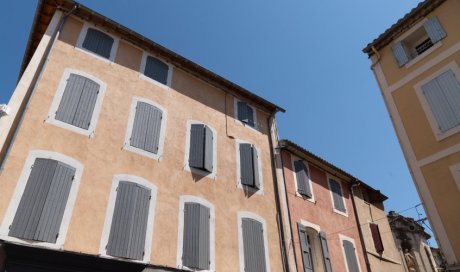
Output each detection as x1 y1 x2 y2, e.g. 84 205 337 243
366 0 460 270
0 9 284 272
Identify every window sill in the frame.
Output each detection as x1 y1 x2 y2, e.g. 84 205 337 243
46 118 94 137
184 164 217 180
404 41 442 69
0 235 64 251
75 47 114 64
234 119 259 132
295 192 316 204
237 183 264 195
139 73 170 90
332 208 348 217
122 144 162 161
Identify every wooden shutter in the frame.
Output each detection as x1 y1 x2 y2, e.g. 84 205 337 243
294 161 312 198
370 223 384 253
144 56 169 85
422 70 460 132
391 41 410 67
130 102 163 153
9 158 75 243
55 74 100 129
329 179 346 212
82 28 114 59
204 126 214 172
240 143 255 187
237 101 255 127
242 218 267 272
297 223 313 272
343 240 360 272
252 147 260 189
424 17 446 43
189 124 205 169
107 181 151 260
182 203 210 270
319 231 333 272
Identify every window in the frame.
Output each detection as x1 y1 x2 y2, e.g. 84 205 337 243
235 100 256 128
328 178 347 215
47 69 106 136
238 142 262 191
140 54 171 86
100 175 157 262
392 16 446 67
340 236 361 272
185 121 217 178
123 97 167 160
369 223 384 253
293 160 313 198
177 196 215 271
238 212 269 272
297 223 332 272
82 28 114 59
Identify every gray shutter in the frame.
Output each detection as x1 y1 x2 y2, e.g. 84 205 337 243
392 41 410 67
297 223 313 272
319 231 333 272
343 240 360 272
144 56 169 85
240 143 255 187
182 203 210 270
237 101 248 123
252 147 260 189
72 77 99 129
242 218 267 272
424 17 446 43
204 126 214 172
422 70 460 132
107 181 151 260
82 28 114 59
330 179 346 212
246 105 255 127
189 124 205 169
130 102 163 154
294 161 312 198
9 158 75 243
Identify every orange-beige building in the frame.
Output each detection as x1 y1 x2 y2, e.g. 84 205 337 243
0 0 287 271
364 0 460 270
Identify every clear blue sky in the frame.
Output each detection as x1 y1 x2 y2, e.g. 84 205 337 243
0 1 436 243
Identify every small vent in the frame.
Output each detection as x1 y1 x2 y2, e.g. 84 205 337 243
415 38 434 55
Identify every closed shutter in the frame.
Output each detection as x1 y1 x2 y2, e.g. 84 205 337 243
329 179 346 212
242 218 267 272
130 102 163 153
343 240 360 272
369 223 384 253
424 17 446 43
319 231 333 272
55 74 100 130
392 41 410 67
252 147 260 189
294 161 312 198
82 28 114 59
204 126 214 172
189 124 205 169
107 181 151 260
297 223 313 272
144 56 169 85
9 158 75 243
237 101 255 127
422 70 460 132
240 143 259 188
182 203 210 270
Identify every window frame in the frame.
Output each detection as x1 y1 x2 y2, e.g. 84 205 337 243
183 120 217 179
46 68 107 137
235 140 264 195
297 220 327 272
339 234 362 272
449 162 460 192
234 98 258 131
290 155 315 202
176 195 215 272
76 22 119 63
327 175 348 217
123 96 168 160
0 150 83 249
98 174 157 263
414 61 460 141
139 52 173 89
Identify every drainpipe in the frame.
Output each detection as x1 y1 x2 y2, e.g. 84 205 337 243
350 182 372 272
0 4 78 171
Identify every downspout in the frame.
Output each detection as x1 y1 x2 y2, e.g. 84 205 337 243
0 4 78 171
350 182 372 272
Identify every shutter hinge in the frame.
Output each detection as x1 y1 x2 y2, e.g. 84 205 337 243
149 195 152 200
56 233 59 239
9 225 11 230
97 90 99 94
72 175 75 181
88 122 91 126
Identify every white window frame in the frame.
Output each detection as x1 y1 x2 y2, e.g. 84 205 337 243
235 139 264 195
46 68 107 137
0 150 83 250
176 195 216 272
123 96 168 160
327 175 348 217
414 61 460 141
76 22 120 63
183 120 217 179
237 211 271 272
449 162 460 192
290 154 315 203
139 52 173 89
339 234 362 272
98 174 157 263
234 98 258 131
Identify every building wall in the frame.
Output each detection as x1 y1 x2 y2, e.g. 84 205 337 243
370 0 460 266
281 150 367 272
0 15 283 271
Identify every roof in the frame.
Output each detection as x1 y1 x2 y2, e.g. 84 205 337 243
363 0 446 56
388 211 431 239
278 139 388 202
20 0 285 114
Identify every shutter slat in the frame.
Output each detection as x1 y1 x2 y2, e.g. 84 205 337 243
237 101 248 123
294 161 312 198
72 77 99 129
242 218 267 272
55 74 85 125
144 56 169 85
240 143 254 187
343 240 360 272
370 223 384 253
199 204 211 270
189 124 205 169
252 147 260 189
330 179 346 212
319 231 333 272
182 203 210 270
392 41 410 67
246 105 255 127
127 184 150 260
82 28 114 59
297 223 313 272
130 102 163 154
424 16 446 44
436 70 460 130
144 105 162 153
204 126 214 173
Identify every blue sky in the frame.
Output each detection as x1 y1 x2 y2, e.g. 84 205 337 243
0 1 436 242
